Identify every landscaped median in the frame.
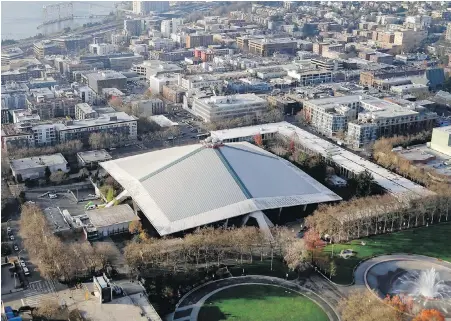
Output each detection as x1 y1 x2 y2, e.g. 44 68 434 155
316 222 451 285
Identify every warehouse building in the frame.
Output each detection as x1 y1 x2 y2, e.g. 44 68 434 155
85 204 140 239
10 153 69 181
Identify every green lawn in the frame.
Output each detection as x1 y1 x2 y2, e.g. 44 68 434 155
197 284 329 321
321 223 451 285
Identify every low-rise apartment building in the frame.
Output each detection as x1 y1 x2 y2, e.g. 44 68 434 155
26 91 81 120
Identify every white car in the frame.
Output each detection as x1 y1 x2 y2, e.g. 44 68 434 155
19 260 26 267
48 193 57 199
86 205 96 210
6 227 11 233
9 235 14 241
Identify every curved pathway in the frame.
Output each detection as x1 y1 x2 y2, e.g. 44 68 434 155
173 275 340 321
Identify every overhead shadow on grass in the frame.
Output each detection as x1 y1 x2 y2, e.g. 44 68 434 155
197 306 228 321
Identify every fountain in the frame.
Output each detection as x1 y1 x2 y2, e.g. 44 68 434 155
394 268 451 300
365 260 451 317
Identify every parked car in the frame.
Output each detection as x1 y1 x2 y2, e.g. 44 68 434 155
6 227 11 233
86 205 96 210
48 193 57 199
19 260 26 267
9 235 14 241
13 244 19 251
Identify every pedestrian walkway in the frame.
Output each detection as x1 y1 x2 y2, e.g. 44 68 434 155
22 280 57 307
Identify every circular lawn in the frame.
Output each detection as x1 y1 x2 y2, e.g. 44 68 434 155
197 284 330 321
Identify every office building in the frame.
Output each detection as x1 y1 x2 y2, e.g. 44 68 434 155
52 35 92 52
186 34 214 49
247 38 297 57
109 55 144 71
161 18 183 38
133 1 169 15
124 19 143 37
1 48 24 65
33 41 62 59
192 94 268 123
83 71 127 94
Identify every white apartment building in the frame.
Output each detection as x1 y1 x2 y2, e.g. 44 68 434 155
149 74 180 94
89 43 117 56
287 69 333 86
31 124 58 146
161 18 183 38
192 94 268 123
304 95 438 148
180 74 224 90
56 112 138 144
74 86 97 105
390 84 429 96
346 97 438 149
303 95 361 137
149 38 176 51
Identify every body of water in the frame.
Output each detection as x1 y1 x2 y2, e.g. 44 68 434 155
1 1 116 41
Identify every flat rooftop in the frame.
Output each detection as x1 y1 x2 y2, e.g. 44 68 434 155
210 122 434 200
44 207 71 233
55 112 136 130
77 150 112 164
10 153 67 171
248 38 297 45
86 204 139 228
149 115 179 127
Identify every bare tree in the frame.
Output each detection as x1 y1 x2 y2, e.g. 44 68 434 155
338 290 401 321
49 171 66 184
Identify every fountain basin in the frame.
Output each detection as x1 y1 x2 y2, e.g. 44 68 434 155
365 259 451 317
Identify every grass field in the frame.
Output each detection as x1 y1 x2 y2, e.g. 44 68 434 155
197 284 329 321
321 223 451 284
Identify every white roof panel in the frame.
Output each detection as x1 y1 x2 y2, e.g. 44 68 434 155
100 142 341 235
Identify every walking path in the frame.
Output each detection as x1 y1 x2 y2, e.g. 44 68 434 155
173 275 340 321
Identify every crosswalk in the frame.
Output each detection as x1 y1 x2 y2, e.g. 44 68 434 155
21 280 57 307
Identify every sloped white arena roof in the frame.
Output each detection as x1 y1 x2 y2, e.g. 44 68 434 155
100 142 341 236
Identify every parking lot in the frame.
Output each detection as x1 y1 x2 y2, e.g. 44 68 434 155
26 187 103 218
